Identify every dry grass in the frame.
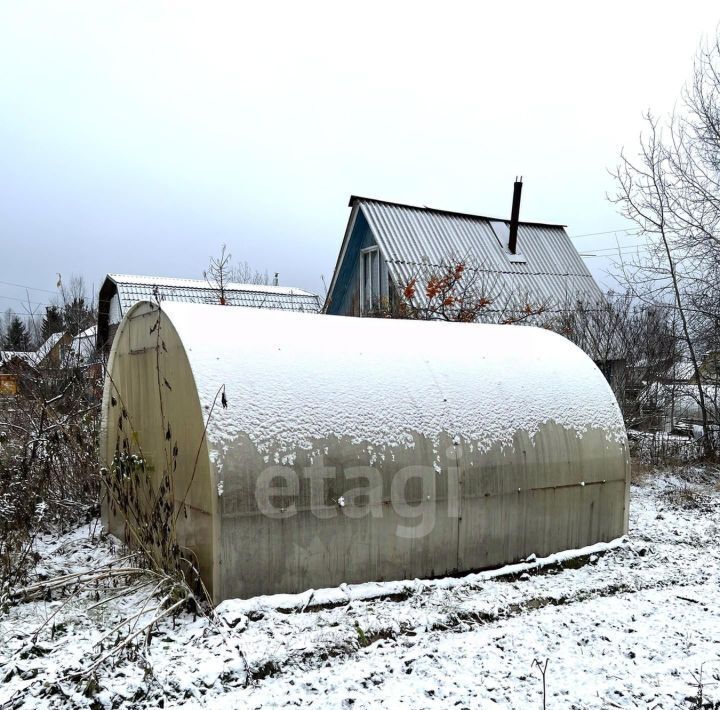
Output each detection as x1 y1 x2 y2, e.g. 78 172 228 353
658 485 713 512
630 460 659 485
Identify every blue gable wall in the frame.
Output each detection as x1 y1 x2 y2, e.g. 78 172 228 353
326 209 378 315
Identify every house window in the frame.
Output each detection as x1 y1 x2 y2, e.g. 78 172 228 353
361 247 381 313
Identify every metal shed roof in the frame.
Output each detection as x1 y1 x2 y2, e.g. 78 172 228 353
348 197 603 314
97 273 322 350
108 274 321 315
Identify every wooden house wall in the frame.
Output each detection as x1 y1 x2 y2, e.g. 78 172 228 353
326 210 389 316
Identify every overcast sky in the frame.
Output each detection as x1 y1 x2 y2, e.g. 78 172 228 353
1 1 719 319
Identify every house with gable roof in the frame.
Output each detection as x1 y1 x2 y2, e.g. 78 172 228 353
325 189 604 320
324 188 624 390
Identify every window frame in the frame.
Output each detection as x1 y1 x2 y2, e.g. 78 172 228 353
360 246 382 314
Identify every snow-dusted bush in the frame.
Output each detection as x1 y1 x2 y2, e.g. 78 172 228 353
0 356 100 591
101 303 211 610
627 429 702 466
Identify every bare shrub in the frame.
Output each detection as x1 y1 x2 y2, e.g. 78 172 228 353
659 484 712 512
0 355 101 594
0 275 100 600
100 302 218 606
370 257 547 324
232 260 270 286
627 430 701 467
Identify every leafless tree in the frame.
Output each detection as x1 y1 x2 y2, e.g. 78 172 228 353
231 260 270 286
545 293 681 429
610 32 720 456
204 244 233 305
57 275 96 337
205 246 270 304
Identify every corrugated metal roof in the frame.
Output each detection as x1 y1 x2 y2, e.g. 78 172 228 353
357 198 603 314
348 194 567 228
109 274 321 316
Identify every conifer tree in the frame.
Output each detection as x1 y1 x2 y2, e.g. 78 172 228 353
5 315 31 351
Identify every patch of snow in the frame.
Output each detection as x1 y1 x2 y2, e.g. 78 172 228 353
153 303 625 462
2 470 720 707
109 272 318 297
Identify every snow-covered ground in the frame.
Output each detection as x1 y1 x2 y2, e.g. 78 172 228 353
2 467 719 709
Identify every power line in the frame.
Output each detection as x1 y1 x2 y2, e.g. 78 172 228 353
568 228 641 240
0 311 48 320
0 279 57 294
585 241 655 253
580 245 654 258
580 248 649 256
0 294 50 308
578 249 650 259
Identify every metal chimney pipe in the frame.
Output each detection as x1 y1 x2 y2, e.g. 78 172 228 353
508 177 523 254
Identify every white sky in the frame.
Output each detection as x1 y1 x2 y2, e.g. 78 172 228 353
1 1 719 317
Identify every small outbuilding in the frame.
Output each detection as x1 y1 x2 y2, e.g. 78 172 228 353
97 273 322 354
0 351 36 396
102 301 629 603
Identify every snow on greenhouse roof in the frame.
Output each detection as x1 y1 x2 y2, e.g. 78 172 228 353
155 302 626 462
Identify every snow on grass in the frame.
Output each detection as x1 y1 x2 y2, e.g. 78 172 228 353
1 466 719 708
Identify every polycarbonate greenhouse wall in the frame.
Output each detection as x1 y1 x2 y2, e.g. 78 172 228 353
102 301 630 602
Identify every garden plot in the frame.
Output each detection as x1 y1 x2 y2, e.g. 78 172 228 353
1 467 719 709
